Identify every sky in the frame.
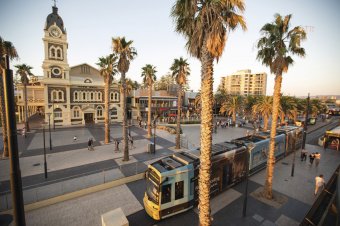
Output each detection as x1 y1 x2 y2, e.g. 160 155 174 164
1 0 340 96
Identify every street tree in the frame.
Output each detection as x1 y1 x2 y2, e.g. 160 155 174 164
170 57 190 149
15 64 33 132
112 37 137 161
256 14 306 199
0 37 19 158
97 54 118 144
172 1 246 225
141 64 157 138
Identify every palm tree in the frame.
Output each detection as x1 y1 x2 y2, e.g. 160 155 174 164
96 54 118 144
170 57 190 149
141 64 157 138
244 95 258 122
112 37 137 161
194 90 201 115
280 95 297 124
256 14 306 199
15 64 33 132
172 1 246 225
0 37 19 158
220 95 243 125
253 96 273 131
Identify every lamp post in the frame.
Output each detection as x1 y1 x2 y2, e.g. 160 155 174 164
153 115 158 154
2 55 26 225
42 125 48 178
301 93 310 150
242 144 255 217
291 132 297 177
46 113 52 150
52 101 55 130
128 109 131 136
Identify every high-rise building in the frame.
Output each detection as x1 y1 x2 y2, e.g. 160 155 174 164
219 69 267 96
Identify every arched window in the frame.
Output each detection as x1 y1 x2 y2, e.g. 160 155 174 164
91 92 94 101
97 106 103 117
114 92 118 100
74 92 78 101
54 108 62 118
73 106 80 118
58 91 63 100
111 107 117 116
98 92 101 100
52 90 57 101
110 92 114 101
83 92 86 100
51 48 56 57
57 49 61 58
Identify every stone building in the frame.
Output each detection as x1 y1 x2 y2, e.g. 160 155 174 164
16 5 123 126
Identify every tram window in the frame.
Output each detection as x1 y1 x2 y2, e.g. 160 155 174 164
175 181 184 200
161 184 171 204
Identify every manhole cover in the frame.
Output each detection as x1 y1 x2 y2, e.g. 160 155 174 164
281 162 289 165
33 163 40 167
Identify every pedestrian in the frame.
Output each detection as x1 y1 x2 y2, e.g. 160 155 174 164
22 127 26 138
144 121 147 129
314 152 321 167
73 136 77 142
128 134 134 149
88 138 94 151
301 149 308 161
114 139 120 152
309 152 315 165
314 174 325 196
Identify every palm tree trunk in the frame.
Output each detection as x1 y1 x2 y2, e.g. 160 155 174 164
263 115 268 131
122 73 129 161
104 76 110 144
147 85 152 138
198 44 214 226
280 112 285 124
232 111 236 125
263 74 283 199
0 77 9 158
24 84 29 132
175 85 182 149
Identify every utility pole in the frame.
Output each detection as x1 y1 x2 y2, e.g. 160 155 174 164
302 93 310 150
2 55 26 225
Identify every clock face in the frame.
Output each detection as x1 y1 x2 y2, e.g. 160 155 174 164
50 27 61 38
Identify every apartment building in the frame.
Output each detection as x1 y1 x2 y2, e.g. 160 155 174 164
219 69 267 96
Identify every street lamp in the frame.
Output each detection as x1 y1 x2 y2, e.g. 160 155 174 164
52 101 55 130
301 93 310 150
128 109 132 136
42 125 48 179
242 143 255 217
153 115 159 154
46 113 52 150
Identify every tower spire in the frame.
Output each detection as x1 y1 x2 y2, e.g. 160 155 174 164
53 0 57 7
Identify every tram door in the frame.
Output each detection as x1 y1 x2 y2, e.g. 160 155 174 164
222 163 232 189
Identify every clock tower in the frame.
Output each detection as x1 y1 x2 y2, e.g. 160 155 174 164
42 4 71 126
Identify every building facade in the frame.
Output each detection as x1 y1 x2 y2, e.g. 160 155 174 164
16 5 123 126
219 69 267 96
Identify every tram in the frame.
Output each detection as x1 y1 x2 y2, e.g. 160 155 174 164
143 126 302 220
323 126 340 151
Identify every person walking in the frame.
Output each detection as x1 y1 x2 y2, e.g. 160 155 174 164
128 134 134 149
301 149 308 161
314 152 321 167
309 152 315 165
114 139 120 152
314 174 325 196
88 138 94 151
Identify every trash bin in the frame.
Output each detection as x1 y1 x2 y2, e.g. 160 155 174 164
148 143 155 154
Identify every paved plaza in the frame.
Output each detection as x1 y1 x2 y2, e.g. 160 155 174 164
0 117 339 225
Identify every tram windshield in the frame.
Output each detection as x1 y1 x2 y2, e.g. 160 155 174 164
146 169 160 204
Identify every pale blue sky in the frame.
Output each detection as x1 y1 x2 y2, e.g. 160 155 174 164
1 0 339 96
